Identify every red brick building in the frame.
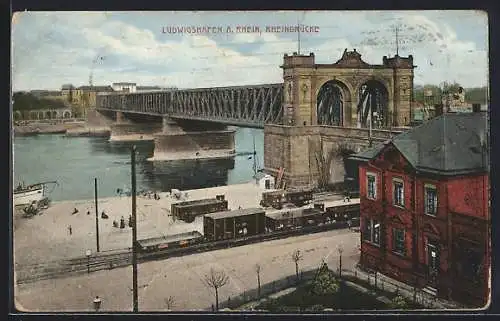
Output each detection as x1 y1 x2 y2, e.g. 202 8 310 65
350 112 490 307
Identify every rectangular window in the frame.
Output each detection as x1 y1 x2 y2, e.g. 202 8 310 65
392 228 406 255
367 173 377 200
363 218 381 245
393 179 404 207
424 184 438 216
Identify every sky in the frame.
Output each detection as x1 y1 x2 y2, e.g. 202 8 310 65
11 11 489 91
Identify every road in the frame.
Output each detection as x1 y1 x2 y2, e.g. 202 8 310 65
15 228 361 312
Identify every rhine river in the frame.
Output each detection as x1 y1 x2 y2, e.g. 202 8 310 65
13 127 264 202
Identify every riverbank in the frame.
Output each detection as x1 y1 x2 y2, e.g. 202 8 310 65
13 182 266 267
13 121 87 136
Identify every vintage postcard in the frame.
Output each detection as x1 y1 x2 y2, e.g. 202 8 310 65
11 11 490 312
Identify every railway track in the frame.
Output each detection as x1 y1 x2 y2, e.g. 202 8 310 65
15 221 358 285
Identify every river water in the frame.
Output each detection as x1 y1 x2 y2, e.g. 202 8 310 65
13 127 264 202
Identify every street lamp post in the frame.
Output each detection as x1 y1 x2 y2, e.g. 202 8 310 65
94 178 100 252
86 249 92 274
131 146 139 312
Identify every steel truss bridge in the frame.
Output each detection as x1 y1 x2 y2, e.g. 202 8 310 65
96 84 284 128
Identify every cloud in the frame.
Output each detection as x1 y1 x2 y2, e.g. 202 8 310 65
11 11 488 91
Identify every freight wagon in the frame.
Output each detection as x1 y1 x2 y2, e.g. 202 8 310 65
260 188 313 209
265 207 324 232
171 195 228 223
313 198 361 225
135 231 203 253
203 208 266 241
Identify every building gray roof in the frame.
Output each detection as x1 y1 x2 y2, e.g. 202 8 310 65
350 112 489 176
77 86 114 91
113 82 137 86
137 86 161 90
61 84 74 90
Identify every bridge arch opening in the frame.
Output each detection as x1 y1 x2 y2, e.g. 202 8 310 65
63 111 71 118
52 111 58 119
30 111 38 120
38 112 44 120
357 80 389 129
316 80 351 126
45 111 52 119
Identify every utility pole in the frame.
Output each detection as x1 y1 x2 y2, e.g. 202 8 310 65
94 178 100 252
131 145 139 312
368 100 373 147
395 24 400 56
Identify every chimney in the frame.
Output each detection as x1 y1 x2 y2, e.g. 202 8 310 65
472 103 481 113
434 104 444 117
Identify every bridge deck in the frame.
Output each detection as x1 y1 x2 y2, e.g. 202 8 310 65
96 83 284 128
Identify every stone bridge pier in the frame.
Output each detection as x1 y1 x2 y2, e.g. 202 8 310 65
264 125 401 189
108 111 162 142
147 117 236 162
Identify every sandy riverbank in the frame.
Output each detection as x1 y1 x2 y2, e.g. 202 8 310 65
14 121 86 136
13 182 266 267
65 126 110 137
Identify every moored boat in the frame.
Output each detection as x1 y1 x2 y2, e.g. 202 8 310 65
13 181 57 206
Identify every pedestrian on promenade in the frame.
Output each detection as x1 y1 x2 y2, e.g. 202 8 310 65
120 216 125 229
87 210 90 215
347 219 352 231
68 225 72 235
101 211 109 219
93 296 102 312
72 207 79 215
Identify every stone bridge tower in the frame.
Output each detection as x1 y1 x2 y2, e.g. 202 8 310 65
265 49 415 189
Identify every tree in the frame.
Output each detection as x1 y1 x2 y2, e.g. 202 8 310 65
314 143 335 191
255 264 262 299
204 268 229 311
164 296 175 310
291 250 303 282
311 261 339 296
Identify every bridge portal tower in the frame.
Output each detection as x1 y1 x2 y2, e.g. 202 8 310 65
265 50 415 188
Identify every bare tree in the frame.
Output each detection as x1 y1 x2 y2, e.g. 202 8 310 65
291 250 303 281
314 143 336 190
204 268 229 311
164 296 175 310
255 264 262 298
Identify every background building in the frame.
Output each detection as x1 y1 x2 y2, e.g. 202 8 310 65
351 111 490 307
112 82 137 93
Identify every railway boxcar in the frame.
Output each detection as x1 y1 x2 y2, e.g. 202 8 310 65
314 198 360 224
171 196 228 223
260 190 285 208
135 231 203 253
265 207 324 232
203 208 266 241
285 188 314 207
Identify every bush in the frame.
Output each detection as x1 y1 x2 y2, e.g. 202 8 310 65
305 304 325 312
389 295 410 309
310 269 339 296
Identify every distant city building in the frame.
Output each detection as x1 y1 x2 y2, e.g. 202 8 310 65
112 82 137 93
74 85 114 109
351 111 490 307
61 84 75 102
